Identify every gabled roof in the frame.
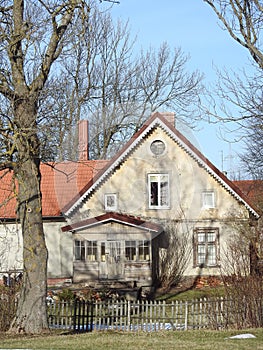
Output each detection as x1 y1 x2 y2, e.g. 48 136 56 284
61 212 163 234
0 112 260 220
0 160 108 219
63 112 260 219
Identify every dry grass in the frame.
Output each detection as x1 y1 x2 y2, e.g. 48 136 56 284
0 328 263 350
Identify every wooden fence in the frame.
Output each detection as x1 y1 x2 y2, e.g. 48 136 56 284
47 297 263 332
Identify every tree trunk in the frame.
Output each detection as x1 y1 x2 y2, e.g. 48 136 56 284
9 99 49 334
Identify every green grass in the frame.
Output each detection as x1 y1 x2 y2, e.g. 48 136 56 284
0 329 263 350
156 287 226 302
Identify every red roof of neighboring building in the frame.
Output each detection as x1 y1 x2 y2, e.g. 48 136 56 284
0 160 108 219
233 180 263 213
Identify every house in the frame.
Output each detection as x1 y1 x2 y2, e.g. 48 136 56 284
0 112 260 288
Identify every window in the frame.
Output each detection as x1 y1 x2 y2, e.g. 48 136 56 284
87 241 97 261
125 240 150 261
150 140 166 156
101 242 106 262
202 191 215 208
148 173 169 209
105 193 117 211
194 228 219 267
139 240 150 261
125 241 136 261
74 240 85 261
74 240 98 261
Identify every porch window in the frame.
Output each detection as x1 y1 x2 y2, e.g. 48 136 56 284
74 240 85 261
148 173 169 209
125 241 136 261
87 241 98 261
193 228 219 267
101 242 106 262
74 240 98 261
139 240 150 261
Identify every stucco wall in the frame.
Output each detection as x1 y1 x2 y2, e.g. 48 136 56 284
81 128 248 221
73 127 250 277
0 221 73 279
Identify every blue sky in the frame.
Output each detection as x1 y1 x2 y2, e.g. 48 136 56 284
108 0 252 177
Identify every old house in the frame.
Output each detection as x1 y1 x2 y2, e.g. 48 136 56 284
0 112 260 287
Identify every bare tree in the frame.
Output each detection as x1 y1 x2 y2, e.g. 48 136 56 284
204 0 263 69
203 1 263 177
0 0 100 334
220 218 263 328
159 218 192 292
49 5 204 160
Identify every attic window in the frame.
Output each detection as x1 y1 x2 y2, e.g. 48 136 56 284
202 191 215 208
150 140 165 156
105 193 117 211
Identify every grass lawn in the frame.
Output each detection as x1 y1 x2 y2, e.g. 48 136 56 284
156 286 226 302
0 329 263 350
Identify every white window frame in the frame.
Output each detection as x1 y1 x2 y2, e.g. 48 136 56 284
104 193 118 211
148 173 170 209
74 240 85 261
202 191 215 208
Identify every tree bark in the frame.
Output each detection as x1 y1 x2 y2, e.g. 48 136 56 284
9 98 48 334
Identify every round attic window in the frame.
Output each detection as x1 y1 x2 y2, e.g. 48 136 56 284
150 140 166 156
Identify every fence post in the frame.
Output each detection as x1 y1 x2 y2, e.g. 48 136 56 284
90 301 94 332
127 301 131 330
185 301 188 330
73 299 77 331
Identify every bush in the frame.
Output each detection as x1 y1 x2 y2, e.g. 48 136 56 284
57 288 75 301
0 285 19 331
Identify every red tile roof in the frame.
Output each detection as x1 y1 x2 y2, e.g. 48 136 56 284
0 160 108 219
0 170 17 218
233 180 263 213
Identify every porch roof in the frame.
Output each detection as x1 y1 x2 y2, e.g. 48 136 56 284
61 212 163 234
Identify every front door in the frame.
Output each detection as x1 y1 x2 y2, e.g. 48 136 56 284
100 241 124 279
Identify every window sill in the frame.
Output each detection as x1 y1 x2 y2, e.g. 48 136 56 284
148 206 170 210
194 264 220 268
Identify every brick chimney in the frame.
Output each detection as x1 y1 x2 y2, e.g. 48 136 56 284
78 120 89 161
160 112 175 127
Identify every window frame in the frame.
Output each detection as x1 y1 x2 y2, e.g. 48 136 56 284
104 193 118 211
193 228 219 267
138 240 150 261
74 240 86 261
74 240 98 262
125 240 150 262
202 191 215 209
86 240 98 261
148 173 170 209
125 240 137 261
